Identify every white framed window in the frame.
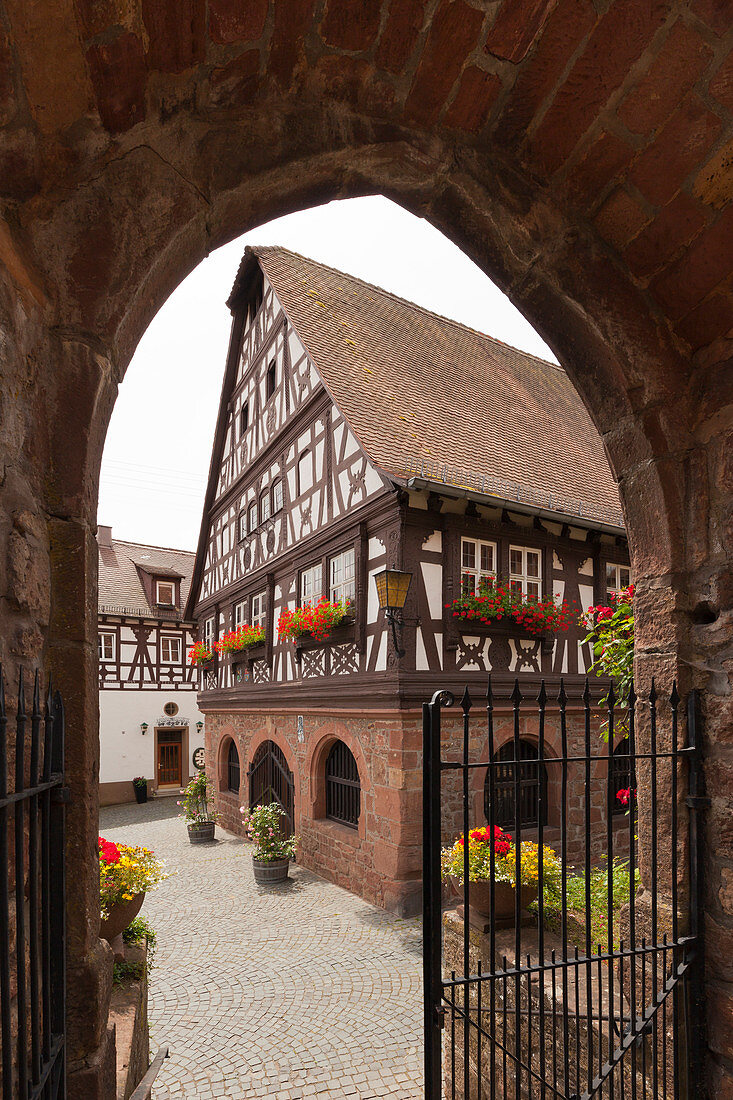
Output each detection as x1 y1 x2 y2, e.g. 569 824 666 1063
234 600 247 629
238 512 247 542
298 451 313 495
272 479 284 513
98 631 115 662
203 616 215 652
461 538 496 594
606 562 631 599
330 548 356 604
300 564 322 606
248 501 258 533
251 591 267 630
259 490 271 524
156 579 175 605
509 546 542 599
160 635 181 664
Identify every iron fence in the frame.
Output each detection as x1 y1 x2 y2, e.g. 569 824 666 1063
423 676 706 1100
0 668 67 1099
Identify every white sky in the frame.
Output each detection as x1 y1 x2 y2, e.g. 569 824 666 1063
99 195 557 552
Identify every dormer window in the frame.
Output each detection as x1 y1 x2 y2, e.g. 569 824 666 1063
156 579 176 606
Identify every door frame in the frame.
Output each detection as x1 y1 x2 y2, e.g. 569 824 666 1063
154 723 190 791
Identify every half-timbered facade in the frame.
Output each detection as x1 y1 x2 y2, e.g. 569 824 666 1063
98 526 205 804
188 247 630 913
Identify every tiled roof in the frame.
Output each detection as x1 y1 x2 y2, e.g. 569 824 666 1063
98 537 195 619
248 246 623 528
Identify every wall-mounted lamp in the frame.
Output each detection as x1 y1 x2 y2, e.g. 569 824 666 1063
140 722 148 736
374 568 412 657
196 721 204 733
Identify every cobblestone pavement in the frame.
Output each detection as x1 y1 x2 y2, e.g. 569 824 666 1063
100 800 424 1099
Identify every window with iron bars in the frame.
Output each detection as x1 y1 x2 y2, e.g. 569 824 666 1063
485 740 548 828
325 741 360 828
227 740 240 795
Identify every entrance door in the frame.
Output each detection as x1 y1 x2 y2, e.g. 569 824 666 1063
248 740 295 834
157 729 182 787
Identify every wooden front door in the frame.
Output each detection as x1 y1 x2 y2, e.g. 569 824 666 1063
157 730 182 787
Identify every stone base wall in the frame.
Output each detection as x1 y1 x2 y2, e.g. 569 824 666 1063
108 940 149 1100
204 705 631 916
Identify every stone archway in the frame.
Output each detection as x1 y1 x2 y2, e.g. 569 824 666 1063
0 3 731 1095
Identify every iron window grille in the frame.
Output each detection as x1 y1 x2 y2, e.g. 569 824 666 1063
227 741 240 795
325 741 360 829
610 734 632 815
485 739 548 828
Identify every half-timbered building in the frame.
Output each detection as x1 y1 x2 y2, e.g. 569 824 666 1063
187 247 631 914
98 526 205 804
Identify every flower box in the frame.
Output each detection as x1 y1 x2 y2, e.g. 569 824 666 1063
451 616 554 654
294 619 356 657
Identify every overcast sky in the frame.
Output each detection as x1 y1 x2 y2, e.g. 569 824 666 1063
99 195 557 552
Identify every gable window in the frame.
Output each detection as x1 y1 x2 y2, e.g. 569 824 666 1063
234 600 247 630
606 562 631 600
259 490 271 524
161 635 181 664
266 360 276 399
298 451 313 495
98 632 116 662
227 740 241 795
156 579 175 606
509 546 542 599
461 538 496 595
485 740 547 829
325 741 360 828
239 402 249 437
251 591 267 631
330 548 356 605
300 564 322 606
248 501 258 534
238 512 247 542
272 479 284 513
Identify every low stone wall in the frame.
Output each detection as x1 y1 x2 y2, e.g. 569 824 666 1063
108 941 149 1100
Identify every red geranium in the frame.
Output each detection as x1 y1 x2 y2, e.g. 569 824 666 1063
98 836 121 864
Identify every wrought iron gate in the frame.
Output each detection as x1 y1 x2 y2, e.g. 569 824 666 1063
1 668 67 1099
423 677 705 1100
248 740 295 834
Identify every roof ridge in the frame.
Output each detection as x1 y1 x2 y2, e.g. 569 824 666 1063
105 537 195 556
249 244 562 372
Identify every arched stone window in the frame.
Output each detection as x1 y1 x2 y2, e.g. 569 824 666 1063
484 740 547 829
227 740 240 795
325 741 360 829
610 736 632 816
249 740 295 834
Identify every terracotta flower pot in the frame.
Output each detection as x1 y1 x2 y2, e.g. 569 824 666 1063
100 892 146 943
252 858 289 884
451 877 537 925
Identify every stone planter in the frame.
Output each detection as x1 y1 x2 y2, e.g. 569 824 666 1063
252 858 289 884
187 821 216 844
452 877 536 930
133 782 147 804
100 892 146 944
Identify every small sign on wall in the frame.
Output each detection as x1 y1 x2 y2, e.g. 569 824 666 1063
192 747 205 770
297 716 304 743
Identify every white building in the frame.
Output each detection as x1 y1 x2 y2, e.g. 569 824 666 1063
97 526 205 804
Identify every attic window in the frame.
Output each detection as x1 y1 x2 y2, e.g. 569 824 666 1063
266 360 276 400
156 579 176 606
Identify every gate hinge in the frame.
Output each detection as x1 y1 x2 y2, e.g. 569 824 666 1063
51 786 71 804
435 1006 446 1030
685 795 711 810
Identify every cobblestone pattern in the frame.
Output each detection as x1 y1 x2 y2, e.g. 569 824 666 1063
100 799 424 1099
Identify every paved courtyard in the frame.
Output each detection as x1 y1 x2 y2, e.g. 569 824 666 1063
100 800 424 1099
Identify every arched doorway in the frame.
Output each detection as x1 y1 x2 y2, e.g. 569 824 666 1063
248 740 295 835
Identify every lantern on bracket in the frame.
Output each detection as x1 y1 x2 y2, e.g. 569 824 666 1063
373 568 413 658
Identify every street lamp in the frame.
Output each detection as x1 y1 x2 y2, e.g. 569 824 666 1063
140 722 148 735
196 721 204 733
373 568 413 658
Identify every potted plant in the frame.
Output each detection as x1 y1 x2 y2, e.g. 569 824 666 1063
448 578 575 637
214 624 266 656
99 835 168 948
240 802 299 884
441 825 561 926
132 776 148 804
277 598 354 644
179 771 218 843
188 640 214 668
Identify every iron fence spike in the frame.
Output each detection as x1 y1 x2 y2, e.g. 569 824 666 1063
17 666 25 716
669 681 680 708
461 686 472 713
